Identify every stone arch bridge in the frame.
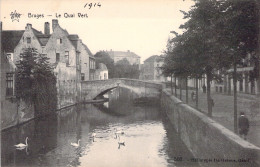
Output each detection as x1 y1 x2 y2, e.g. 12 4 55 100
80 78 165 101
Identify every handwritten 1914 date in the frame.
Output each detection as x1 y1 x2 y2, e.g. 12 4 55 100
84 2 101 9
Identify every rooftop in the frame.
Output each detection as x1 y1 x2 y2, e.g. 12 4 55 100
107 50 140 58
2 30 24 53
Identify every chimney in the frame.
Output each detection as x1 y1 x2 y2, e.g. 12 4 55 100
52 19 59 32
26 23 32 30
44 22 50 35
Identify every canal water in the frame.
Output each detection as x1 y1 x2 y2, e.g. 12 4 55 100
1 87 198 167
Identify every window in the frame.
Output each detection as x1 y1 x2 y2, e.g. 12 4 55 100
81 73 85 81
6 53 12 60
90 60 95 69
65 51 69 65
27 37 31 44
56 53 60 62
90 60 93 69
104 73 107 79
57 38 62 44
6 73 14 96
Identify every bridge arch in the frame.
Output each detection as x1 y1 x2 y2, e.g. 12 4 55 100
80 78 164 101
93 87 117 100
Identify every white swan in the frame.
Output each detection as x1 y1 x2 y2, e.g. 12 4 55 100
118 138 125 149
118 140 125 145
14 137 28 148
71 139 80 147
114 128 124 139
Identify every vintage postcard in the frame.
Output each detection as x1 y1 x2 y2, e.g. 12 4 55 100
1 0 259 167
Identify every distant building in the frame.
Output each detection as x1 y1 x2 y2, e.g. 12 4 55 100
107 50 140 67
215 53 258 95
140 55 167 82
95 63 108 80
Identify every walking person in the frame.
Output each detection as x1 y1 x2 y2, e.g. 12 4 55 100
238 112 249 140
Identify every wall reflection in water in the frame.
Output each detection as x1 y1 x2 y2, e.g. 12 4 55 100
1 87 197 167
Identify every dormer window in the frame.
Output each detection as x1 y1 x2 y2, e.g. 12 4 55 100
57 38 62 44
27 37 31 44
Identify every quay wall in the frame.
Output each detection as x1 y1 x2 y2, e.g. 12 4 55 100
161 90 260 167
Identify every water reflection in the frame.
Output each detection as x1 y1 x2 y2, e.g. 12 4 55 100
1 87 198 167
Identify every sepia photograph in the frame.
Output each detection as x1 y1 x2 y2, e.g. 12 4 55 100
0 0 260 166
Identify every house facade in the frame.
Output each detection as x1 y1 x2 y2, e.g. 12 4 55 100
95 63 108 80
107 50 140 68
1 20 95 129
44 20 80 108
215 53 258 95
140 55 167 82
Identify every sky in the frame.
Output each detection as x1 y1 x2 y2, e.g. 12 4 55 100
0 0 194 63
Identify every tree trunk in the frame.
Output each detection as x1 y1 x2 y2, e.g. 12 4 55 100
196 77 199 109
171 74 173 95
206 72 212 117
179 77 182 100
175 76 177 96
233 59 238 134
256 0 260 98
186 77 188 103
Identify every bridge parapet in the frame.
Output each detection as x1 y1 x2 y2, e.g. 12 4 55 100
80 78 164 101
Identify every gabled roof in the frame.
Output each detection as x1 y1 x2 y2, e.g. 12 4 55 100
36 34 51 46
83 44 94 58
2 30 24 52
31 28 52 46
32 28 43 35
68 34 79 49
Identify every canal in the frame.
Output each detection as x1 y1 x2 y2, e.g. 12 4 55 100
1 87 198 167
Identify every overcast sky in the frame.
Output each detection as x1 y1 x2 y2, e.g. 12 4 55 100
1 0 194 63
